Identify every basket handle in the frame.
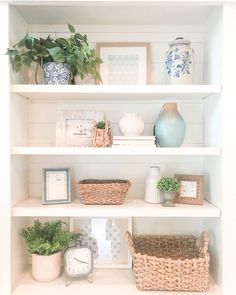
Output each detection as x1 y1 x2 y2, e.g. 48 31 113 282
125 231 135 257
198 231 209 255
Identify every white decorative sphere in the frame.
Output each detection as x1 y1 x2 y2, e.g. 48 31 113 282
119 113 144 136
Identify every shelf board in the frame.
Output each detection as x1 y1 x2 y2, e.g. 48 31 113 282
11 146 221 156
12 198 221 217
11 84 221 101
12 269 220 295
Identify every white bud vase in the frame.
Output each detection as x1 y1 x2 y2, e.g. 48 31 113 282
145 166 161 204
119 113 144 136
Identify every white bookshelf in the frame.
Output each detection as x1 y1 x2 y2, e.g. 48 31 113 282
2 2 236 295
12 269 221 295
12 198 220 218
12 146 221 156
11 84 221 101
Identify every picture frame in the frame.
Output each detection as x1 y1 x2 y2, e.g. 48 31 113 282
71 217 132 268
56 110 104 147
96 42 150 85
174 174 204 205
43 168 71 204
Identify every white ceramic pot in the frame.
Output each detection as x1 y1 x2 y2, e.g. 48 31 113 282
145 166 161 204
119 113 144 136
32 251 61 282
165 37 194 85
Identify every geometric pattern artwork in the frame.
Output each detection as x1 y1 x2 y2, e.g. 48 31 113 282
73 217 132 268
108 55 139 85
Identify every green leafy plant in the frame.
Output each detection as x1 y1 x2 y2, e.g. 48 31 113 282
6 24 102 84
157 177 180 192
96 121 106 129
21 220 81 256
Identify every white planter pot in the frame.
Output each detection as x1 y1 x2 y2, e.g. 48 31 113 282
32 251 61 282
165 37 194 85
119 113 144 136
145 166 161 204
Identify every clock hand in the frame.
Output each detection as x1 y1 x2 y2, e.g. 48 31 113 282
73 257 88 264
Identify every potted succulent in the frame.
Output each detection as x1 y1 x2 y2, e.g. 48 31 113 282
157 177 180 207
21 220 80 282
6 24 102 85
92 121 112 147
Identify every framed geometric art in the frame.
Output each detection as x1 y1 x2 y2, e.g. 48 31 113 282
174 174 204 205
71 217 132 268
96 42 150 85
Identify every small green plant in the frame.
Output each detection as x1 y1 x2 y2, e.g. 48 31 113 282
96 121 106 129
157 177 180 192
21 220 81 256
6 24 102 84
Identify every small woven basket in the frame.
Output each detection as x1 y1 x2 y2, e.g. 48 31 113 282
77 179 131 205
125 231 210 292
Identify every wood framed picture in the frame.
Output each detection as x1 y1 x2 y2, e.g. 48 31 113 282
96 42 150 85
56 110 104 147
71 217 132 268
174 174 204 205
43 168 71 205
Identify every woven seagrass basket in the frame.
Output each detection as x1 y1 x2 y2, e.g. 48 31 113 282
77 179 131 205
125 231 210 292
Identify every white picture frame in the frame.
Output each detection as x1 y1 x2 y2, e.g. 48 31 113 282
96 42 150 85
71 217 132 268
43 168 71 204
56 110 104 147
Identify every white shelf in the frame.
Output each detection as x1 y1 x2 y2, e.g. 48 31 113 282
11 146 221 156
11 84 221 101
12 198 221 218
12 269 220 295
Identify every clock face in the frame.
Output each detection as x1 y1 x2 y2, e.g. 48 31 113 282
64 247 93 277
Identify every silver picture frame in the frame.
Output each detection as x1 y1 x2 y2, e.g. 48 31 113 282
43 168 71 204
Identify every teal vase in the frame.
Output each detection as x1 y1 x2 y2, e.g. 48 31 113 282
154 103 185 147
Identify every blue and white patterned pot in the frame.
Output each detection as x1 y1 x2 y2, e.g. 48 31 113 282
43 62 71 85
165 37 194 85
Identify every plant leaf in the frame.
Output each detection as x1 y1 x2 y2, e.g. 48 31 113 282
47 47 64 60
25 36 34 49
68 23 75 33
5 49 18 56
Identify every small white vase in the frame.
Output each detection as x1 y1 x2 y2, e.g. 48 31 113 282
119 113 144 136
145 166 161 204
32 251 61 282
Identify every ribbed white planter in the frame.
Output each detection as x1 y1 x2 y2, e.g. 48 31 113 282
32 251 61 282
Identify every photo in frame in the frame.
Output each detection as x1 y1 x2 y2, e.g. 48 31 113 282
96 42 150 85
71 217 132 268
56 110 104 147
174 174 204 205
43 168 71 204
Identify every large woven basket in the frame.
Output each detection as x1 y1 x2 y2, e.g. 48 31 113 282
77 179 131 205
125 231 210 292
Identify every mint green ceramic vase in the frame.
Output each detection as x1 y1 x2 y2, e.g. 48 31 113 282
154 103 185 147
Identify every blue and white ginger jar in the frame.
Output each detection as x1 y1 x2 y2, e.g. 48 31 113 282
165 37 194 85
43 62 71 85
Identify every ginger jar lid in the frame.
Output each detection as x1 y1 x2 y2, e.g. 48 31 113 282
169 37 191 47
